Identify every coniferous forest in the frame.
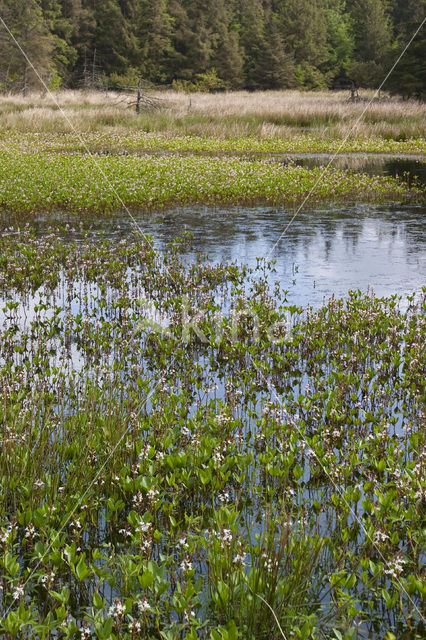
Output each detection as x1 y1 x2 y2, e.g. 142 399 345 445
0 0 425 98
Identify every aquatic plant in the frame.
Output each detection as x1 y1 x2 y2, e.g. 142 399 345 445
0 228 424 639
1 130 425 156
0 149 422 215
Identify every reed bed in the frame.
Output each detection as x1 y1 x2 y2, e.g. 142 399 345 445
0 228 424 639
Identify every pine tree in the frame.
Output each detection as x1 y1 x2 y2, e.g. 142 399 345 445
92 0 134 78
348 0 392 87
39 0 78 85
207 0 244 88
236 0 266 89
256 17 296 89
0 0 53 92
323 0 354 83
60 0 96 86
278 0 328 67
135 0 174 83
386 0 426 98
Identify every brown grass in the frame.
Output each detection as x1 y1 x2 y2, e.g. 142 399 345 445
0 89 424 140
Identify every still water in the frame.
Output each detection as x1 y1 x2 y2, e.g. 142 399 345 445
135 202 426 306
20 201 424 308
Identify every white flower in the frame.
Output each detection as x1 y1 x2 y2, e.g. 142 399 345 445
222 529 232 543
138 521 152 534
137 597 151 614
184 609 196 621
40 571 55 585
132 491 143 506
178 535 188 549
213 450 223 464
262 553 278 572
129 618 142 632
373 530 388 544
218 490 230 503
180 556 193 572
384 555 406 578
12 586 24 600
108 599 126 618
141 538 152 552
0 525 12 543
147 487 159 500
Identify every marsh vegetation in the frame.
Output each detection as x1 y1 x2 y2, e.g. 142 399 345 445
0 90 424 639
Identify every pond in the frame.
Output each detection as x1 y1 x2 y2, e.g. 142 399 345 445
0 200 424 639
9 201 425 308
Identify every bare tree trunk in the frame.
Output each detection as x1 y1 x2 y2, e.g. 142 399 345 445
23 65 28 97
136 79 142 114
92 49 97 86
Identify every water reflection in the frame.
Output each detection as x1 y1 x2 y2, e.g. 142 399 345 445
2 202 425 308
275 155 426 187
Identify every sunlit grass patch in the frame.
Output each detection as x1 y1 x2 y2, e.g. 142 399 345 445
0 89 425 150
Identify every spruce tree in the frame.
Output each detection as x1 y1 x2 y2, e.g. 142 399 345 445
39 0 78 85
384 0 425 99
348 0 393 87
0 0 53 92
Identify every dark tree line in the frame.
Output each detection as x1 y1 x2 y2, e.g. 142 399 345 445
0 0 424 97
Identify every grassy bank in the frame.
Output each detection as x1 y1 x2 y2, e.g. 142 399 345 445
0 89 424 214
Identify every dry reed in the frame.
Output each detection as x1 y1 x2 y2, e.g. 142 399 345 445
0 89 424 141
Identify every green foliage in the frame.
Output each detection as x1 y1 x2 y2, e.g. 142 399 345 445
0 141 421 214
347 0 393 87
0 227 424 637
385 0 426 99
295 62 329 90
0 0 423 93
0 0 54 93
174 69 228 93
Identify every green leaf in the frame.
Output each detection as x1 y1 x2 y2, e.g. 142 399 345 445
140 570 154 588
226 619 239 640
4 552 20 577
75 556 91 581
93 591 104 609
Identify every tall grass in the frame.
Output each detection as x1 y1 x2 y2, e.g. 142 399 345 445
0 89 425 141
